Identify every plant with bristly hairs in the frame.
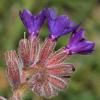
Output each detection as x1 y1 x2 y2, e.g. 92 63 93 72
0 8 95 100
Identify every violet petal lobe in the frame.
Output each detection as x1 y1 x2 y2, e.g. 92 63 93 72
66 29 95 55
68 28 85 47
46 8 77 40
45 8 57 20
19 9 45 36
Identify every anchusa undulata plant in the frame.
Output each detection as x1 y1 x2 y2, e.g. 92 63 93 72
0 8 95 100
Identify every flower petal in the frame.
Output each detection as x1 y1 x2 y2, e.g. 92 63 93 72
66 28 95 55
28 36 39 65
18 39 30 66
72 41 95 54
34 82 43 96
46 8 57 20
47 63 75 77
19 9 45 36
5 50 20 89
46 48 69 66
43 81 52 97
46 8 77 40
43 82 58 97
32 9 46 35
19 9 35 35
28 73 43 96
69 28 85 45
39 38 56 64
48 75 66 90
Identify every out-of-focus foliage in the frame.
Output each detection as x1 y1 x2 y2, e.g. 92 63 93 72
0 0 100 100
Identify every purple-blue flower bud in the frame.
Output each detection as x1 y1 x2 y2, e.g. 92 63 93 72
46 8 77 40
65 28 95 55
19 9 45 37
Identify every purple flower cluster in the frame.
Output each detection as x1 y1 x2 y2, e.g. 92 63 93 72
19 8 94 54
3 8 95 99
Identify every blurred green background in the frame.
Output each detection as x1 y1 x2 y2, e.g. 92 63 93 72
0 0 100 100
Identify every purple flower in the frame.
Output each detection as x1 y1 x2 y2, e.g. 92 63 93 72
65 28 95 55
4 7 96 99
46 8 77 40
19 9 45 36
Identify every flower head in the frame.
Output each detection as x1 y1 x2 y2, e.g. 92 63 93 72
46 8 77 40
65 28 95 55
4 8 95 99
5 37 75 98
19 9 45 36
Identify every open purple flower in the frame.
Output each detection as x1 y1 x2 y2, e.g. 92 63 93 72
46 8 77 40
65 28 95 55
19 9 45 36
